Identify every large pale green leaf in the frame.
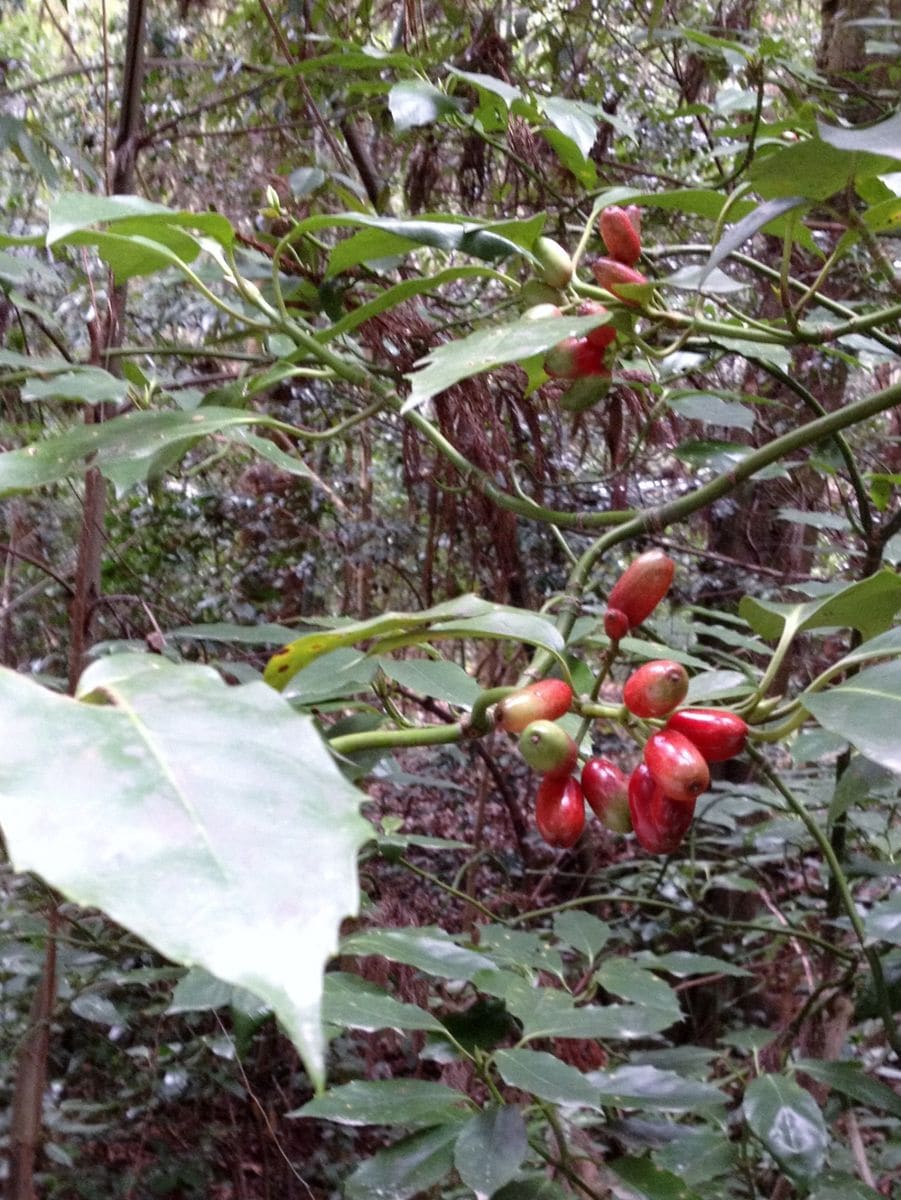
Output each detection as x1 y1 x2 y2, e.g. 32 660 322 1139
402 313 616 410
596 959 682 1021
0 655 371 1089
743 1073 827 1182
46 191 234 246
292 1079 472 1127
802 660 901 773
654 1130 738 1186
0 406 284 496
553 911 612 961
345 1125 460 1200
454 1106 528 1200
376 657 481 708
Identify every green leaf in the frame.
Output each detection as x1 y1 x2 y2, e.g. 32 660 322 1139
167 966 270 1019
817 112 901 161
751 137 898 200
653 1131 738 1186
285 648 379 704
588 1065 726 1111
777 506 853 531
388 80 464 130
499 978 677 1040
809 1175 884 1200
453 1106 528 1199
0 656 371 1090
828 755 895 828
610 1156 705 1200
71 993 122 1026
340 926 501 982
169 622 298 646
292 1079 471 1127
542 96 598 157
635 951 751 979
322 972 446 1034
266 596 564 690
21 367 129 406
864 893 901 945
0 406 281 496
376 657 481 708
743 1073 827 1182
595 959 682 1021
492 1180 569 1200
686 669 753 704
446 67 522 107
793 1059 901 1118
668 392 755 430
493 1048 600 1108
46 191 233 246
802 660 901 773
403 313 613 409
699 196 807 286
740 570 901 642
553 911 612 961
345 1124 459 1200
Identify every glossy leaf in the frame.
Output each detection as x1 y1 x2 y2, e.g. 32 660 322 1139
498 978 678 1040
587 1065 726 1111
743 1073 827 1181
344 1124 460 1200
0 655 371 1089
596 959 682 1021
292 1079 471 1127
802 660 901 773
493 1048 601 1109
750 137 897 200
668 392 755 430
635 951 751 979
493 1180 569 1200
453 1106 528 1199
167 967 270 1019
340 926 501 983
322 972 446 1034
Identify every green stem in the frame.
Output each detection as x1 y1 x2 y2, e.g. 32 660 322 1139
328 721 464 755
513 891 854 960
398 857 499 922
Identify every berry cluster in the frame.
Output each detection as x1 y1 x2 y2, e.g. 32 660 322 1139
525 206 650 412
496 550 749 855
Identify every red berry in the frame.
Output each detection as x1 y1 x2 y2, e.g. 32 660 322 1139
591 257 648 305
544 336 608 380
628 763 695 854
496 679 574 734
603 608 630 642
643 729 710 804
623 660 689 719
624 205 642 236
519 720 578 777
582 757 631 833
599 206 642 267
665 708 748 763
607 549 675 630
535 775 585 848
576 300 617 351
